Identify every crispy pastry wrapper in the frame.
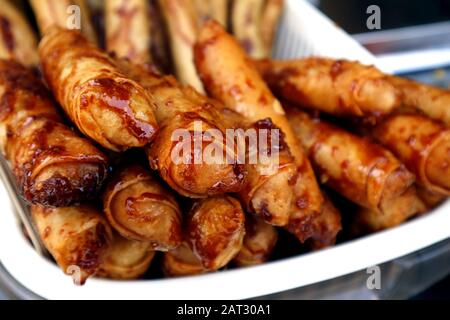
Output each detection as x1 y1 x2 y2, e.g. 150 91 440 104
373 114 450 195
0 60 108 206
353 186 426 233
97 232 155 280
105 0 152 64
255 58 401 119
103 164 182 250
31 205 113 285
186 195 245 270
286 108 416 213
38 27 158 152
231 0 268 58
416 185 447 210
116 59 245 198
307 193 342 251
233 215 278 267
158 0 204 92
163 242 205 277
195 20 323 241
261 0 284 56
30 0 98 43
0 1 39 67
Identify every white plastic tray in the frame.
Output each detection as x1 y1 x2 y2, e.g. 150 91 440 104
0 0 449 300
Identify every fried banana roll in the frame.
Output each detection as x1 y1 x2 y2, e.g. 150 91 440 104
261 0 284 55
158 0 204 92
231 0 267 58
195 21 323 241
287 108 415 213
39 27 158 152
390 76 450 127
0 60 108 206
255 58 401 118
116 59 245 198
105 0 151 63
233 215 278 267
31 205 113 285
103 164 182 250
354 187 426 232
373 114 450 195
163 242 205 277
186 195 245 270
193 0 228 27
307 194 342 250
97 232 155 280
30 0 97 43
0 1 39 67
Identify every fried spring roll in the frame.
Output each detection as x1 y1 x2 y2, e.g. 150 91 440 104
115 59 245 198
0 60 108 206
255 58 401 118
39 27 159 152
186 195 245 270
105 0 151 64
231 0 267 58
195 21 323 241
103 164 182 250
307 194 342 250
261 0 284 55
31 205 113 285
30 0 97 43
287 108 415 213
97 232 155 280
158 0 204 92
416 185 447 209
354 187 426 232
373 114 450 195
163 242 205 277
390 76 450 127
233 215 278 267
0 1 39 67
193 0 228 27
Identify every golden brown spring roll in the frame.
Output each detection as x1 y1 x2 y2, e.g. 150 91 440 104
231 0 267 59
31 205 113 285
158 0 204 92
195 20 324 242
0 1 39 67
30 0 97 43
39 27 159 152
373 114 450 195
390 76 450 127
186 195 245 270
163 242 205 277
261 0 284 56
307 194 342 250
105 0 151 64
0 60 108 206
103 164 182 250
416 185 447 209
233 215 278 267
97 232 155 280
287 108 415 213
115 59 245 198
193 0 228 27
354 186 426 232
255 58 401 118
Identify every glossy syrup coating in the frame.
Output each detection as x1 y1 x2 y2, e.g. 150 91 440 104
38 27 158 152
103 163 182 250
186 195 245 270
0 60 109 207
31 205 113 285
116 59 245 198
194 20 324 242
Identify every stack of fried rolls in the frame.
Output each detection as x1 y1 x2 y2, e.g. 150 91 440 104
1 0 449 285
